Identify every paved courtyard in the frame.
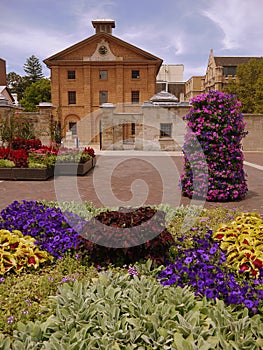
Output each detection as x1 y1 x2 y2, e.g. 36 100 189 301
0 151 262 214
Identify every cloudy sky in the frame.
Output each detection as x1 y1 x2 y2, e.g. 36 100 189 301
2 0 263 81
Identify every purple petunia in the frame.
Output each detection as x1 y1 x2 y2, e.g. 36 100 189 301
0 200 87 258
181 90 248 202
157 230 263 313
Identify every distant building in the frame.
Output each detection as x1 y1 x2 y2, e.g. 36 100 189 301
0 59 7 86
156 64 185 101
185 49 262 101
0 58 16 107
185 76 203 101
202 49 260 92
44 19 163 143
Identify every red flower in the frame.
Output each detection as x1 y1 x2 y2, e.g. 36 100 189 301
251 269 258 277
253 259 263 268
10 242 19 249
240 264 249 272
28 257 36 265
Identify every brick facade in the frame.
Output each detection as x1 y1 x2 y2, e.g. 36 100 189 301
44 20 162 143
0 59 6 86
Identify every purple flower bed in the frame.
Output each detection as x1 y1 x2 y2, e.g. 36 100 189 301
0 200 86 258
157 231 263 313
181 90 248 201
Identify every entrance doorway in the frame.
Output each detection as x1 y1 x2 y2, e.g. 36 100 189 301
123 122 135 144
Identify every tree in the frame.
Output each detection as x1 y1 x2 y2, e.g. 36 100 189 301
23 55 44 83
20 78 51 112
224 58 263 113
6 72 31 101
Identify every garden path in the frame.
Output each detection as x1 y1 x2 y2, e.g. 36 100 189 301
0 151 262 213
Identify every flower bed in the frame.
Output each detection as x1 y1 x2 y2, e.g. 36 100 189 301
0 138 96 179
0 201 262 348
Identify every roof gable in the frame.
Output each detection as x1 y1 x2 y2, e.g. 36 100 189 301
44 33 162 67
0 86 15 104
214 56 261 67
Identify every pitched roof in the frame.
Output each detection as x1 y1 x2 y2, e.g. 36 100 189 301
214 56 261 67
44 32 162 66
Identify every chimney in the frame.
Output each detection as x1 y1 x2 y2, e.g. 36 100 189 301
92 19 115 35
0 58 7 86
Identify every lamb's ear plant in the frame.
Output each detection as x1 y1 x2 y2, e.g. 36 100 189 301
7 272 263 349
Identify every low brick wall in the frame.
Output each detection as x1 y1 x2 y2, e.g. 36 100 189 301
243 114 263 151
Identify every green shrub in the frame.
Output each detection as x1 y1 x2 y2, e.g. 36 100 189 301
5 269 263 349
167 206 240 255
0 254 98 336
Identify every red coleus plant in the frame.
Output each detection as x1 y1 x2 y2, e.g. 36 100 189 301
80 206 175 266
10 137 42 151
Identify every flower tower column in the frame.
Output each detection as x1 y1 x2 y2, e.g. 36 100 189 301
181 90 248 201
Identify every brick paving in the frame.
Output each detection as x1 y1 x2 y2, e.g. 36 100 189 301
0 151 262 213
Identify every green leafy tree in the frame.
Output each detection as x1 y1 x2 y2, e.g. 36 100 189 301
20 78 51 112
6 72 31 101
23 55 44 83
224 57 263 113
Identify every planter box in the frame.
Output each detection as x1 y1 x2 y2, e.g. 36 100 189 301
54 158 95 176
0 167 54 180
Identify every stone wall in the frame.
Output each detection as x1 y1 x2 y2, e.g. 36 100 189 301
0 105 53 145
100 106 263 152
100 104 189 151
1 104 262 151
243 114 263 151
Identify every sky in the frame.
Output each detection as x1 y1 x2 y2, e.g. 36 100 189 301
2 0 263 81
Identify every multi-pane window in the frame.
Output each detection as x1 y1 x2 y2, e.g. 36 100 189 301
69 122 77 135
68 91 76 104
131 91 140 104
68 70 76 80
223 66 237 76
160 123 172 137
131 70 140 79
99 70 108 80
99 91 108 104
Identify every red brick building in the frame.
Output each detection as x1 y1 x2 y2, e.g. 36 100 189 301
44 19 162 142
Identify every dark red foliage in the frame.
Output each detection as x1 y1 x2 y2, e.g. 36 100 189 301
81 206 175 266
82 146 95 158
9 149 28 168
0 147 28 167
0 147 11 159
10 137 42 151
